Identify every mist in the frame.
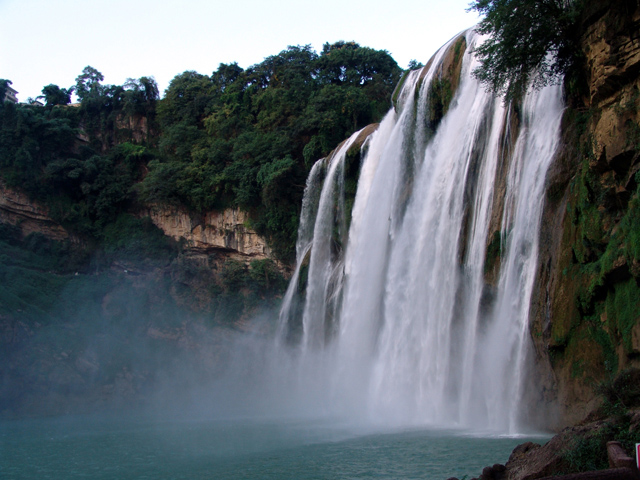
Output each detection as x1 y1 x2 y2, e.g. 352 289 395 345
0 250 302 423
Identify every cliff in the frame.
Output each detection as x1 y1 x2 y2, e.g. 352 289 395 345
143 204 272 260
0 175 273 264
0 178 72 242
530 0 640 428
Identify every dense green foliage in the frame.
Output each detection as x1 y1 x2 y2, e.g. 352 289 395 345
1 43 400 262
469 0 583 100
0 226 188 415
0 70 160 241
0 224 82 322
38 84 73 107
141 42 401 260
0 217 177 322
210 258 287 321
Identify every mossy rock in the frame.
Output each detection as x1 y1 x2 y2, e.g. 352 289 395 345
425 35 467 133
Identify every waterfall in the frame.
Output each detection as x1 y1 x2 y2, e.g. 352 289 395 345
278 29 564 433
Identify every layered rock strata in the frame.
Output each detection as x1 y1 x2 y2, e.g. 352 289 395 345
143 204 272 260
0 179 70 241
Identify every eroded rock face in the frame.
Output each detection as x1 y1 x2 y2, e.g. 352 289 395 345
0 179 70 241
0 178 272 264
583 1 640 108
143 204 272 259
585 0 640 176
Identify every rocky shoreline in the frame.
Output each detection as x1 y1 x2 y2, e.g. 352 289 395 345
451 404 640 480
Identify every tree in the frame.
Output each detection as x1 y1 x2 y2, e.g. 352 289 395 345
317 41 400 89
211 62 244 92
39 84 73 107
124 77 159 103
123 76 159 117
158 71 212 128
247 45 318 90
75 66 104 101
469 0 583 100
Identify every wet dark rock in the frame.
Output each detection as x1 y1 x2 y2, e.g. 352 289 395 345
478 463 507 480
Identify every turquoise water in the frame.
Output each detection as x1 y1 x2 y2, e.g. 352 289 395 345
0 414 547 479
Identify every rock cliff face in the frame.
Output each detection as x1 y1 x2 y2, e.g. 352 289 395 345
529 0 640 428
0 179 71 241
115 114 152 145
584 1 640 173
0 178 272 263
143 204 272 260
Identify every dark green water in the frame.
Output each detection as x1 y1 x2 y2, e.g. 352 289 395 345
0 415 548 479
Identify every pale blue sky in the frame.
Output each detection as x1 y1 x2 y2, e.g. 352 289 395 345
1 0 480 101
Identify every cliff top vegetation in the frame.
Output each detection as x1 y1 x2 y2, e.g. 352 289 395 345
0 42 402 262
469 0 585 100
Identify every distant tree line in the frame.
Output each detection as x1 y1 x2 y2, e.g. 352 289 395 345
0 72 159 245
0 42 402 261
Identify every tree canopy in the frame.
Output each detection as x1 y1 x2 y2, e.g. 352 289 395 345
469 0 583 100
142 42 402 259
0 43 402 261
39 84 74 107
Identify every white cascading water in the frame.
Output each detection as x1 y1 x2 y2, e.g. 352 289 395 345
277 29 564 434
